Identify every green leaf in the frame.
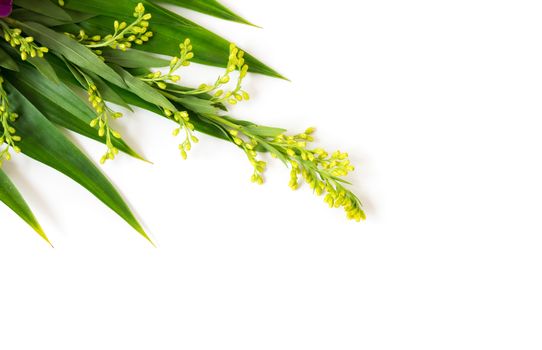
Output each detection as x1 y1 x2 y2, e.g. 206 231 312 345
106 81 232 141
0 41 58 82
26 56 60 83
14 20 128 88
164 93 219 115
83 70 134 112
14 0 72 21
5 82 152 244
110 64 177 111
150 0 257 26
4 63 145 161
101 48 170 68
243 125 287 138
63 56 90 87
61 0 285 79
9 8 95 26
0 169 51 245
0 47 19 71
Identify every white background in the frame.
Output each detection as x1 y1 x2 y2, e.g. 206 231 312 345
1 0 542 348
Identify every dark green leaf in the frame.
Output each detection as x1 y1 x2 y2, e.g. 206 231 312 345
0 47 19 71
150 0 257 26
83 70 134 111
14 0 72 21
27 56 60 83
4 63 145 160
5 83 152 244
62 0 285 79
10 8 95 26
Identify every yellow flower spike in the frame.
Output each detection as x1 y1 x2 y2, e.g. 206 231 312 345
84 77 124 164
0 79 22 165
80 3 152 51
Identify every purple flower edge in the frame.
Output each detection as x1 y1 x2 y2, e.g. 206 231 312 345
0 0 13 18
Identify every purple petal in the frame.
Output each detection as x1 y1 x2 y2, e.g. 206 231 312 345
0 0 12 18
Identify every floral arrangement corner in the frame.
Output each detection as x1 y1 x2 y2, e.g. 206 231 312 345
0 0 365 245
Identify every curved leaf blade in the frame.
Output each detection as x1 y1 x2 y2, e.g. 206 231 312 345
0 169 51 245
151 0 257 26
62 0 285 79
5 83 152 244
15 20 127 88
13 0 72 21
4 64 145 161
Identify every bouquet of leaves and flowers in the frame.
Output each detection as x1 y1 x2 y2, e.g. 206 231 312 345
0 0 365 244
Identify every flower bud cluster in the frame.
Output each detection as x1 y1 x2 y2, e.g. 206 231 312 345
270 129 364 221
0 76 21 166
165 109 199 160
213 119 364 221
87 83 123 164
0 25 48 61
141 38 193 89
228 129 266 184
210 43 250 105
74 3 153 51
154 42 250 106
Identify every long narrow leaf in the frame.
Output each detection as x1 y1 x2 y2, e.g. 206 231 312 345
0 46 19 71
61 0 284 78
150 0 256 26
10 8 95 26
13 0 72 21
4 64 145 160
0 169 50 245
5 83 152 244
14 20 128 87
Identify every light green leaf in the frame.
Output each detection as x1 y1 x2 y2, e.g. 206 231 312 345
110 64 176 111
15 20 128 88
102 48 170 68
0 169 51 245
